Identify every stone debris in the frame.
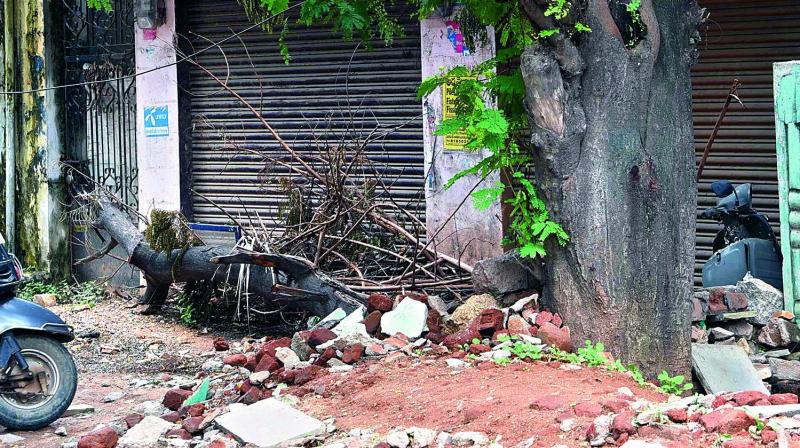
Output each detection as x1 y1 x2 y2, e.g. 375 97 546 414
691 343 768 394
63 403 96 417
380 298 429 339
215 398 325 447
117 416 175 447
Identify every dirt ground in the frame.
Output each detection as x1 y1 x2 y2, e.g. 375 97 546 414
0 298 219 447
297 359 725 448
0 297 760 447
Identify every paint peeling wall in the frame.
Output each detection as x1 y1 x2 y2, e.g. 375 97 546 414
0 0 68 277
135 0 181 219
421 16 502 266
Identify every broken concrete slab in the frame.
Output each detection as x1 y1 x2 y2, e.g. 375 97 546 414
706 310 757 323
63 403 95 417
215 398 325 447
118 415 175 447
744 404 800 419
316 308 347 329
757 317 800 348
332 307 366 336
380 298 428 339
768 358 800 381
691 343 768 394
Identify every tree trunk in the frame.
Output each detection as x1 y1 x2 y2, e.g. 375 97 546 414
91 199 365 316
521 0 702 377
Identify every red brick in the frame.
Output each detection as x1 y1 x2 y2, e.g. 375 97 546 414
341 344 365 364
212 337 229 351
477 309 505 336
538 322 573 352
254 354 281 373
367 293 394 312
223 353 247 367
535 310 553 326
731 390 770 406
307 328 337 348
700 408 755 434
666 407 688 423
364 311 382 335
77 427 119 448
162 388 193 411
769 393 799 405
257 337 292 362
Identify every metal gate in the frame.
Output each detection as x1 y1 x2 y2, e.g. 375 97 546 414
184 0 424 231
62 0 138 206
63 0 139 284
692 0 800 284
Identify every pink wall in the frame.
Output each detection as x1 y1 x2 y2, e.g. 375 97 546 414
421 16 502 266
135 0 181 218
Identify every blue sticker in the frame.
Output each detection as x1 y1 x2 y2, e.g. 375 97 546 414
144 106 169 137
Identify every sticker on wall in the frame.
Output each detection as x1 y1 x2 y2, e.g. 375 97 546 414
442 77 472 150
445 20 470 55
144 106 169 137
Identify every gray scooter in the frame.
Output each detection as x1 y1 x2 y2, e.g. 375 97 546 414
0 233 77 430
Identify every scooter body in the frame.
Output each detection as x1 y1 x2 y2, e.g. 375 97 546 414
0 234 77 430
701 180 783 290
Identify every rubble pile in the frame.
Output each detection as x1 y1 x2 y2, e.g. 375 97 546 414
67 286 576 448
691 274 800 394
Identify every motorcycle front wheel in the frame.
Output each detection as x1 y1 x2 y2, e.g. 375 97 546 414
0 334 77 430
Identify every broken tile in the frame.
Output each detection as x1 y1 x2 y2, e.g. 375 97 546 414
215 398 325 447
380 298 428 339
744 404 800 419
691 343 768 394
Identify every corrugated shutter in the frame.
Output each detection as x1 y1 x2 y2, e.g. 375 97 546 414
185 1 424 230
692 0 800 284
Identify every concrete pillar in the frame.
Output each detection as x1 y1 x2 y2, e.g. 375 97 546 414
420 15 502 266
135 0 181 219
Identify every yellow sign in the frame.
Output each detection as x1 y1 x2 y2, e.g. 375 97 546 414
441 78 471 150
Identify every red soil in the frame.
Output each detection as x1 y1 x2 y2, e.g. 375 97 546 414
298 357 731 447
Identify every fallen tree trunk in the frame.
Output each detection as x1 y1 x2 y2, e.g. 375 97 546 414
91 198 366 316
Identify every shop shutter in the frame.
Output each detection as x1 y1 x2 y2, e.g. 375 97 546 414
184 1 424 232
693 0 800 284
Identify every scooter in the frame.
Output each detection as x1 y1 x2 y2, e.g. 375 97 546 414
0 233 77 430
701 180 783 290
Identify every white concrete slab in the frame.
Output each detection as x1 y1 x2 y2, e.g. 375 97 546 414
215 398 325 447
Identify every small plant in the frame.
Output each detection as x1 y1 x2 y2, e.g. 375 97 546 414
626 364 648 387
605 360 627 373
577 340 608 367
548 346 583 364
18 280 69 300
656 370 693 395
176 292 197 326
510 340 543 361
493 356 511 366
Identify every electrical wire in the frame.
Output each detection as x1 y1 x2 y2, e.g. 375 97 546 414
0 2 303 96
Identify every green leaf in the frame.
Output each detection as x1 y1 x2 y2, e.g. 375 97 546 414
435 118 467 136
476 109 509 135
519 242 546 259
472 184 505 211
183 378 211 406
537 28 560 38
574 22 592 33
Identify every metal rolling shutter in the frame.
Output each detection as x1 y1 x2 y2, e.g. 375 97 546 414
185 1 424 231
692 0 800 284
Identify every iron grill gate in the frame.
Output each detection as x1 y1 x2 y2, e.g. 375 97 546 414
184 0 425 231
63 0 138 207
692 0 800 284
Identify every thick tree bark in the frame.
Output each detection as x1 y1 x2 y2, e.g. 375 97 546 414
522 0 702 377
91 199 365 316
